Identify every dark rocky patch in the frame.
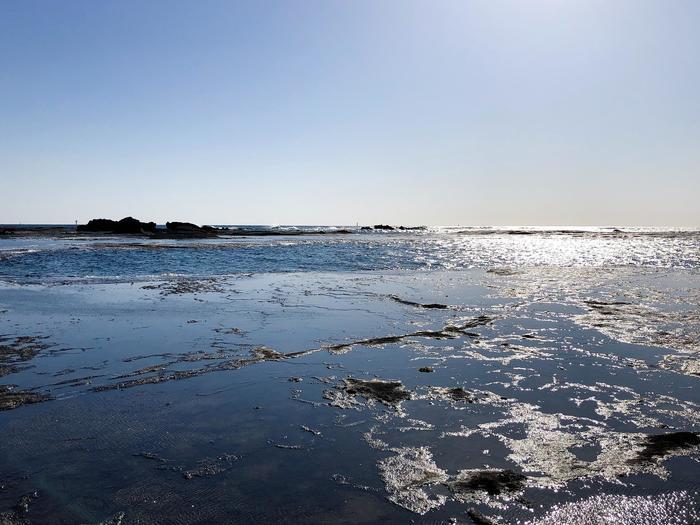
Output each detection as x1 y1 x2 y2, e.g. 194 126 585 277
164 221 218 238
326 315 493 351
93 345 292 392
133 452 169 463
584 299 632 307
300 425 322 436
327 335 405 351
77 217 156 234
182 454 240 479
13 493 38 516
250 346 285 361
0 491 38 525
633 431 700 463
419 367 434 373
486 268 520 276
390 295 449 309
343 378 410 406
373 224 395 230
270 442 305 450
467 508 498 525
444 387 474 402
450 469 526 496
134 451 240 479
141 278 223 295
99 512 126 525
0 386 51 411
0 335 53 377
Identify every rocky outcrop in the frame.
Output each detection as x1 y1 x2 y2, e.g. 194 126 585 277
164 222 218 238
373 224 395 230
77 217 156 234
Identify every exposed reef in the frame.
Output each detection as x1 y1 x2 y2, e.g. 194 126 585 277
343 378 411 406
389 295 449 309
633 432 700 463
449 469 527 498
0 385 51 411
325 315 493 352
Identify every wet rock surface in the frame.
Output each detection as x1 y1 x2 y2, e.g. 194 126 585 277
342 378 411 406
390 295 449 309
633 431 700 463
449 469 526 497
0 386 50 411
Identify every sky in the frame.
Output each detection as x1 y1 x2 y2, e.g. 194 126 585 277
1 0 698 226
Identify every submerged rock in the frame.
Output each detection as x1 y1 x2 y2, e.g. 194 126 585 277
633 432 700 463
326 315 494 352
449 469 526 497
0 491 39 525
467 509 498 525
390 295 449 309
0 386 51 411
441 387 474 402
99 512 126 525
343 378 411 406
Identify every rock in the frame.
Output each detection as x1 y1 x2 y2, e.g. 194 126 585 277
373 224 395 230
343 378 411 405
633 431 700 463
449 469 526 496
0 385 51 411
418 367 434 373
77 217 156 234
467 509 497 525
390 295 449 309
163 222 218 238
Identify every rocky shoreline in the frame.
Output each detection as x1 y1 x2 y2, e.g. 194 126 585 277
0 218 429 238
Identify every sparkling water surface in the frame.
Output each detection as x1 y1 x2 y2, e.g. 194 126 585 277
0 227 698 524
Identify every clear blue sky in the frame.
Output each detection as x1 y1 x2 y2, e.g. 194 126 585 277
1 0 698 225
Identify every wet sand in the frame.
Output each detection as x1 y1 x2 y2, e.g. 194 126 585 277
0 269 699 523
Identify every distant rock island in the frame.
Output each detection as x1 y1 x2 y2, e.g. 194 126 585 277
1 218 427 238
77 217 216 238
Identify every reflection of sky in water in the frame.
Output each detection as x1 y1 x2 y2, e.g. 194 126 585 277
0 270 698 523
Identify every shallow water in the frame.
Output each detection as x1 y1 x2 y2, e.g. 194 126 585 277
0 230 698 524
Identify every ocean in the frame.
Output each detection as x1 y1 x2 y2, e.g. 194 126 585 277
0 227 698 523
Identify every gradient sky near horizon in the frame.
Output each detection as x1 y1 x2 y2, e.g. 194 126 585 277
1 0 699 226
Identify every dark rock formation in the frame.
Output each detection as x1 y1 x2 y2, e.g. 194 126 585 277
0 385 51 411
633 432 700 463
163 222 218 238
450 469 526 496
343 378 410 405
390 295 449 309
373 224 395 230
77 217 156 234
